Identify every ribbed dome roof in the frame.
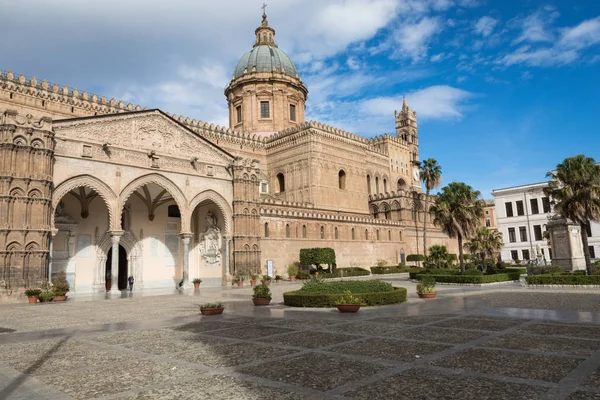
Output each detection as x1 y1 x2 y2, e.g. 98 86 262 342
233 45 299 80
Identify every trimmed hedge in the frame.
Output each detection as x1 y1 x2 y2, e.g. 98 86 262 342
502 267 526 275
407 254 425 262
415 272 520 284
371 266 420 274
320 267 370 278
300 248 336 270
284 287 407 307
526 274 600 285
297 280 393 294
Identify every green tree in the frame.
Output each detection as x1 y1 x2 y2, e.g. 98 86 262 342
428 244 449 268
420 159 442 257
544 155 600 275
464 227 504 264
430 182 484 273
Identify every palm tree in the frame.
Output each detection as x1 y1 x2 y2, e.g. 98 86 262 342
430 182 484 273
420 159 442 257
544 155 600 275
428 244 449 268
464 227 504 264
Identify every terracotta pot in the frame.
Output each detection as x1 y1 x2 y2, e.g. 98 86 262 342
336 304 361 313
250 280 257 287
253 298 271 306
200 307 224 315
53 295 68 302
275 279 280 283
262 280 271 286
237 281 244 287
28 296 38 304
290 276 297 282
418 292 437 299
193 282 200 289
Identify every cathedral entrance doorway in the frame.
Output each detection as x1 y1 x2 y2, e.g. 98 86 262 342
105 245 128 291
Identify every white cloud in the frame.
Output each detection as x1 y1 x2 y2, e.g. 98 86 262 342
511 8 559 45
430 52 446 62
498 46 578 67
391 17 442 60
361 85 474 119
558 16 600 49
474 16 498 37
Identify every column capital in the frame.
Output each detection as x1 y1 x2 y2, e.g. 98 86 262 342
180 232 193 240
110 230 124 237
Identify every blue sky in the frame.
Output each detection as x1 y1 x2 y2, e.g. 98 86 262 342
2 0 599 197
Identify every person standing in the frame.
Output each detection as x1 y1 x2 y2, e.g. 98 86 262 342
128 275 134 291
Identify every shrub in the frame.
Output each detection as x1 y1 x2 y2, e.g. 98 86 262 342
298 279 393 294
417 273 520 284
503 267 526 275
199 303 223 309
463 254 471 261
284 285 407 308
375 259 388 267
296 270 311 280
192 278 202 284
275 275 282 280
287 263 299 278
335 291 364 305
319 267 370 279
262 275 272 282
530 265 564 275
25 288 42 297
299 248 336 271
38 292 54 302
406 254 425 262
52 270 70 296
525 274 600 285
252 284 272 299
465 263 477 270
371 266 419 274
417 275 436 294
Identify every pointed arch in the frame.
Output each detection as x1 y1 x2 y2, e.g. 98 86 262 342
52 175 117 229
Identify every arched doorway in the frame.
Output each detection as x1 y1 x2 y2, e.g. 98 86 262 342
105 245 128 291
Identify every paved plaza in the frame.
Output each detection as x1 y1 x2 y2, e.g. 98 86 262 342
1 277 600 399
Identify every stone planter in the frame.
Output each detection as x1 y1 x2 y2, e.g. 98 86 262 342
253 298 271 306
200 307 224 315
53 295 68 302
250 280 257 287
336 304 361 313
27 296 38 304
418 292 436 299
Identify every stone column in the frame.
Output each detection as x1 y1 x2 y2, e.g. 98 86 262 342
181 233 192 286
48 229 58 277
109 231 123 291
224 237 231 277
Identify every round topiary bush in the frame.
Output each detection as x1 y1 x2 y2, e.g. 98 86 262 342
283 280 407 307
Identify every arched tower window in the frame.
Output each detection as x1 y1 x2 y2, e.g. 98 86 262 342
320 226 324 239
397 179 406 191
276 173 285 193
263 33 267 42
388 230 392 241
365 229 369 240
302 225 307 238
264 222 269 237
285 224 290 238
375 177 380 194
383 178 387 192
338 170 346 190
367 175 371 194
352 228 355 240
335 227 339 239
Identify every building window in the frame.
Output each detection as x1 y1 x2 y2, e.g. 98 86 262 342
505 202 514 217
388 230 391 241
397 179 406 191
383 178 387 192
511 250 519 261
522 249 530 260
530 198 539 214
367 175 371 194
285 224 290 238
320 226 324 239
534 225 542 241
399 231 403 241
260 101 270 118
485 218 491 227
289 104 296 121
542 197 551 213
167 205 181 218
352 228 355 240
375 177 380 193
376 230 380 240
365 229 369 240
260 182 268 193
302 225 307 238
519 226 527 242
549 247 553 259
264 223 269 238
276 173 285 192
508 228 516 243
516 200 524 216
589 246 596 259
585 223 592 237
339 170 346 190
335 227 339 239
236 105 242 123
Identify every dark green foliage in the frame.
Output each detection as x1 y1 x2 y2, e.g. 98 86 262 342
252 284 272 299
297 279 393 294
38 292 54 302
526 274 600 285
503 267 526 274
371 266 420 274
296 270 311 280
52 270 70 296
465 262 477 270
530 265 564 275
24 288 41 297
463 254 471 261
299 248 336 270
284 286 407 307
319 267 370 278
407 254 425 262
416 272 520 284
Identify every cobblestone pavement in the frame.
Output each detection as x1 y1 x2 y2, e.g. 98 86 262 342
1 279 600 399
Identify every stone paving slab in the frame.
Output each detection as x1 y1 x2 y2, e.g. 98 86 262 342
330 337 452 363
174 341 300 367
519 323 600 340
318 321 402 336
368 314 459 325
343 367 549 400
258 330 358 348
429 316 525 331
583 367 600 388
391 325 490 344
482 333 600 356
202 325 295 340
567 391 600 399
431 348 584 383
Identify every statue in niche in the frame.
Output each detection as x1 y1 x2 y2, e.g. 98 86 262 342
198 211 222 265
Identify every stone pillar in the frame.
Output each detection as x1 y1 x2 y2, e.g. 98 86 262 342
48 229 58 276
547 218 585 271
181 233 192 286
224 237 231 277
109 231 123 291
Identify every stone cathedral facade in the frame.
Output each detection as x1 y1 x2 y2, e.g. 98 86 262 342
0 12 454 293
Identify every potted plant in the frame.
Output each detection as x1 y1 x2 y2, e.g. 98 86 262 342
335 290 363 313
252 284 272 306
288 264 298 281
38 292 54 303
199 302 224 315
261 275 272 285
250 273 258 287
192 278 202 290
233 275 244 287
274 275 282 283
416 275 437 299
25 288 41 304
52 270 70 301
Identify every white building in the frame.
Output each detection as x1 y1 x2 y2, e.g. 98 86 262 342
492 182 599 263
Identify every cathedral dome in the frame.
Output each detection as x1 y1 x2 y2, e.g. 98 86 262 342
233 45 299 79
